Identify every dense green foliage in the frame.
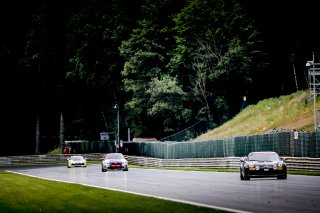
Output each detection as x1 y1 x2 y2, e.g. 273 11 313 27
1 0 319 155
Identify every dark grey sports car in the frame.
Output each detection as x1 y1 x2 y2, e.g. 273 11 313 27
240 151 287 180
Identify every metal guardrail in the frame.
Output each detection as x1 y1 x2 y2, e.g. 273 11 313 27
1 154 319 171
0 154 102 166
127 156 320 171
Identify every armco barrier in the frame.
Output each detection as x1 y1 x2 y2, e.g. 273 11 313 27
127 156 320 171
0 154 319 171
0 154 102 166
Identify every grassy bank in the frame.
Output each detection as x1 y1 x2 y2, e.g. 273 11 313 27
0 170 226 213
195 90 319 140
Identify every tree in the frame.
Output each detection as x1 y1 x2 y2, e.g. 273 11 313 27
64 0 141 140
172 0 261 125
22 1 66 153
120 0 188 138
146 75 192 133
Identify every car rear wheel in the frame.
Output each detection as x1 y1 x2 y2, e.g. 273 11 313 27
123 166 128 171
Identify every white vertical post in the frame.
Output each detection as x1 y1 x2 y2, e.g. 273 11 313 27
313 53 317 131
307 53 318 131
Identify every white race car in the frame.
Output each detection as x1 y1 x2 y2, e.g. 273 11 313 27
101 153 128 172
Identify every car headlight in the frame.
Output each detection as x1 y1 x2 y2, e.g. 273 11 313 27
247 163 256 170
248 163 259 171
277 163 284 170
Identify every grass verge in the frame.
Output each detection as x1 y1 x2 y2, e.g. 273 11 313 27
195 90 319 140
0 170 227 213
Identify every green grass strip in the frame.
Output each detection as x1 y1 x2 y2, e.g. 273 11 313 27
0 170 227 213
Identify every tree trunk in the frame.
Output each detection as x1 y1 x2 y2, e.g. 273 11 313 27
35 114 40 154
59 112 65 150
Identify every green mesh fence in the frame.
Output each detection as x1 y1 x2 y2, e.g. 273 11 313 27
122 131 320 158
64 141 116 154
64 131 320 158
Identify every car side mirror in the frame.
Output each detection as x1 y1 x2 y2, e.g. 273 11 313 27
240 157 245 162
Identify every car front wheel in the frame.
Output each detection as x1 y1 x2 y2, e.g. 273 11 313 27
240 169 250 180
277 174 287 179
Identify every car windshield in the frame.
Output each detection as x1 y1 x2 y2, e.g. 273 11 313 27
71 156 84 160
248 153 280 161
106 154 124 159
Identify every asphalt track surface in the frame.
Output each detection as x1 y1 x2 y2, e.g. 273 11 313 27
4 164 320 213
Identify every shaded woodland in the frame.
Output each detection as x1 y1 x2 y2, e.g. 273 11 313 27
1 0 319 155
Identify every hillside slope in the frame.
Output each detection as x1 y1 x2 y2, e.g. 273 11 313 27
194 90 319 141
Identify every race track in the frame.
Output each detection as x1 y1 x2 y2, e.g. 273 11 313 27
5 164 320 213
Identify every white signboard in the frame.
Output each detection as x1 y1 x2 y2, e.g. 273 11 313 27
100 132 109 141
